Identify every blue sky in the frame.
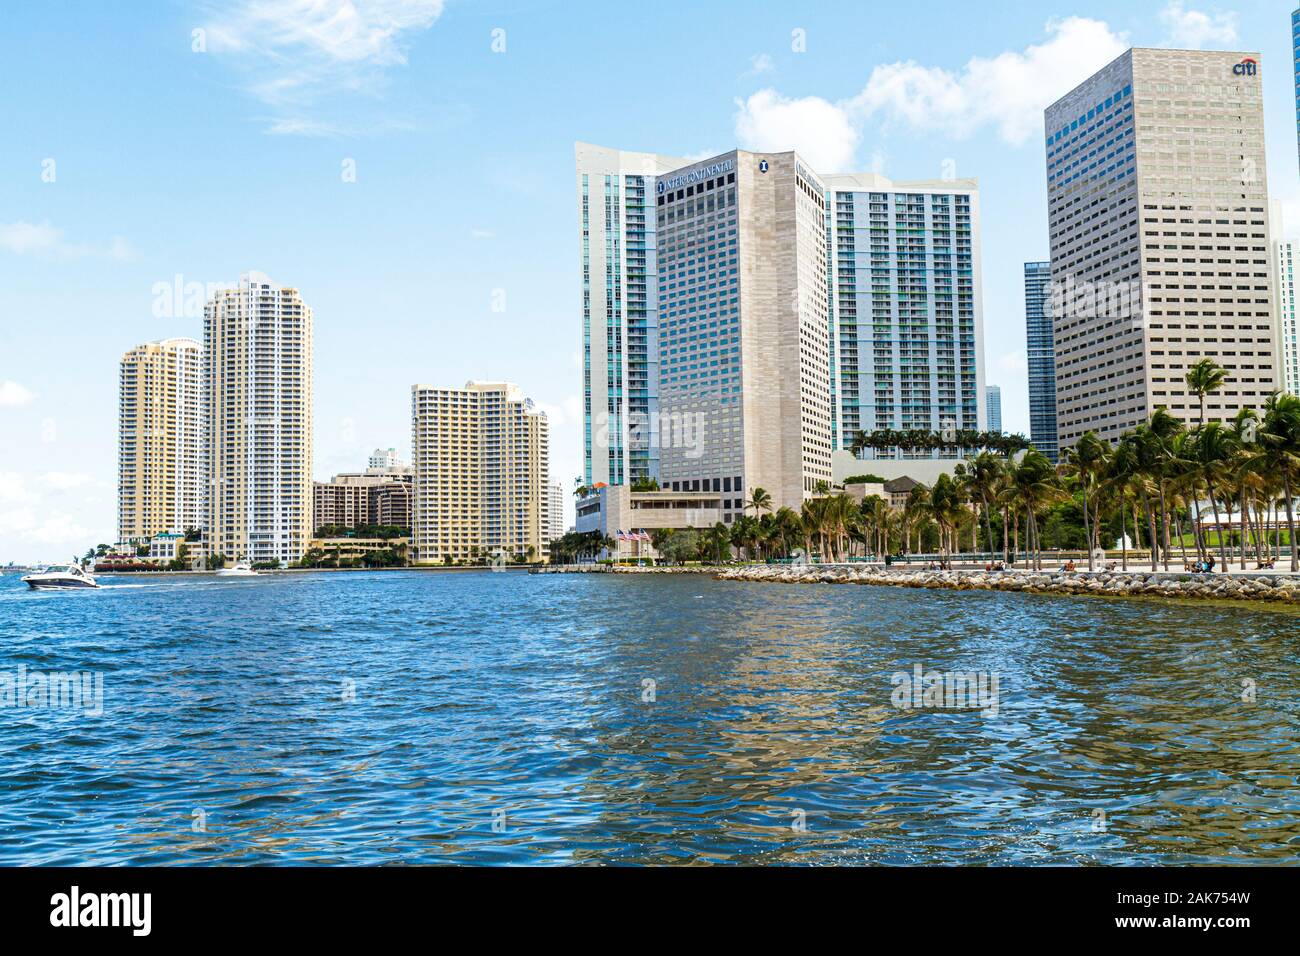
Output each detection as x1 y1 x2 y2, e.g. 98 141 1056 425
1 0 1297 563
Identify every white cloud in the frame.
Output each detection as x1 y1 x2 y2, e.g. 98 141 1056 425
849 18 1128 145
0 221 60 254
733 18 1128 165
0 474 37 504
734 89 861 173
0 381 37 408
0 221 134 261
205 0 445 132
1160 2 1237 49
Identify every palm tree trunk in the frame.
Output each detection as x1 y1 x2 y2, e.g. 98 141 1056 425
1141 492 1158 572
1210 490 1228 571
1158 482 1170 571
1285 472 1298 573
1239 483 1250 570
981 493 995 557
1120 500 1129 571
1002 509 1010 565
1082 489 1094 571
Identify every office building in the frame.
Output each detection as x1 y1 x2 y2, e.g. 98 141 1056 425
410 381 549 564
986 385 1002 434
1024 260 1059 461
655 149 833 517
117 337 202 544
204 271 314 566
824 173 986 455
576 142 689 490
1045 48 1277 450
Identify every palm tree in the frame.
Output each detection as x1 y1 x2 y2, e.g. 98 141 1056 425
1245 392 1300 571
1008 451 1065 570
1185 358 1227 426
745 487 773 518
1229 408 1260 570
759 507 796 560
707 522 732 564
1058 431 1109 570
1190 422 1233 570
800 498 828 562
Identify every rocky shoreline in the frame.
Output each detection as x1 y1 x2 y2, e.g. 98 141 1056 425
713 564 1300 605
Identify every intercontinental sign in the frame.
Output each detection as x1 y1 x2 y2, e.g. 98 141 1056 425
657 158 734 194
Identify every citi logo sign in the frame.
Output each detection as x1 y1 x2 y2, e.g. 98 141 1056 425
1234 58 1258 76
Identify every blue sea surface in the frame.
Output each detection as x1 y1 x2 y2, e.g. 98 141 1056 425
0 569 1297 865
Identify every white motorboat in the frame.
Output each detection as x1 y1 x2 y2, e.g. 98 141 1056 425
21 564 100 590
215 561 259 577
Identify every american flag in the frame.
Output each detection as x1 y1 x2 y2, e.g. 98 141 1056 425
637 530 651 542
617 530 629 542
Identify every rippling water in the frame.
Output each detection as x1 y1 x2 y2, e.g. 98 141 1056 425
0 568 1297 866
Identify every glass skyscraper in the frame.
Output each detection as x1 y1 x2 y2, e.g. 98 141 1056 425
576 143 686 489
985 385 1002 434
824 173 986 458
1024 260 1058 462
1293 8 1299 171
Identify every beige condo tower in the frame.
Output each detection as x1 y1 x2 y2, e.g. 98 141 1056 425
410 381 550 564
117 337 202 544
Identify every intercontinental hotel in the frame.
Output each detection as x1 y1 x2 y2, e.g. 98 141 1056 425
575 142 987 536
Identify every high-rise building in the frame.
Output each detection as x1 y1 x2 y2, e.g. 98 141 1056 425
1275 239 1300 395
1293 8 1299 172
986 385 1002 434
546 482 565 545
1045 48 1277 451
410 381 549 564
655 150 833 516
204 271 314 566
1024 260 1059 461
576 142 688 489
117 338 202 544
824 174 986 454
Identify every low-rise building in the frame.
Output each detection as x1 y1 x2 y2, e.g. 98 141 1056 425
305 537 410 565
576 486 724 537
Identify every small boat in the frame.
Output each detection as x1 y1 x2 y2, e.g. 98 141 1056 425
215 561 259 577
21 564 100 590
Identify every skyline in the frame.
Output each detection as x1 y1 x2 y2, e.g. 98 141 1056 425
3 1 1299 562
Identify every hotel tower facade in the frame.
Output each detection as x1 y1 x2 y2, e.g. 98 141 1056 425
654 149 833 516
204 272 314 566
117 337 202 544
410 381 550 564
1045 48 1277 450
